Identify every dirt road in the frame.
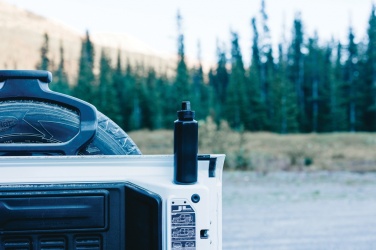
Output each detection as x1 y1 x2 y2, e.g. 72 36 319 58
223 171 376 249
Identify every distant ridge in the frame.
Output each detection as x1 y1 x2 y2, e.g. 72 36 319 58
0 1 176 83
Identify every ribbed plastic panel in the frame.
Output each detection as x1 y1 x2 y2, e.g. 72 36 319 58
39 237 66 250
74 236 101 250
3 238 31 250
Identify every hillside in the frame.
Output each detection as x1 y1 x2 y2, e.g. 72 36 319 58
0 1 176 83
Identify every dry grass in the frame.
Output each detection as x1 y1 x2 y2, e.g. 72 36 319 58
129 119 376 172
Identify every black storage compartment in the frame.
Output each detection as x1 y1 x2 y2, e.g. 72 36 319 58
0 182 162 250
0 192 106 231
125 184 162 250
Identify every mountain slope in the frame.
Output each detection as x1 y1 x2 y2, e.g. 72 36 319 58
0 1 175 83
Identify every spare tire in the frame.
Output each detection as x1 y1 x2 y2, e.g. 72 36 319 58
0 100 141 156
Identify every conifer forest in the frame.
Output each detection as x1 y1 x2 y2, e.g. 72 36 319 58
37 1 376 134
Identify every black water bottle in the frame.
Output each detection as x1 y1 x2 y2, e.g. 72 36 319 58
174 101 198 184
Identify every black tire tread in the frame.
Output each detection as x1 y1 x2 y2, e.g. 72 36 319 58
0 100 141 155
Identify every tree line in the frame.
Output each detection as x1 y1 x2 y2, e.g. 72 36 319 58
37 1 376 133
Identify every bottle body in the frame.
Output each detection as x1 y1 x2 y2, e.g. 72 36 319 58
173 101 198 184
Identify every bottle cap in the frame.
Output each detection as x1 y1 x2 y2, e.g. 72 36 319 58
177 101 195 120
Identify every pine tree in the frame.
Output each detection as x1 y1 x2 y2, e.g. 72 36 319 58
158 73 175 129
249 17 268 130
174 10 191 108
112 51 126 129
192 41 210 120
271 44 298 133
210 42 229 124
304 34 322 132
288 15 306 132
208 68 218 120
151 71 164 130
365 4 376 131
325 42 347 131
129 65 143 130
121 61 137 131
344 27 360 131
258 0 275 128
51 42 70 95
139 68 163 130
250 17 261 91
36 33 50 71
225 32 250 130
73 30 96 104
97 49 122 125
130 95 141 130
308 39 340 132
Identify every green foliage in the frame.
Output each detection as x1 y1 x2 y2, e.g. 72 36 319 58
288 15 307 132
225 32 250 130
175 56 190 101
364 4 376 130
321 43 347 132
210 43 229 124
249 17 268 131
112 51 127 129
121 62 137 130
34 2 376 136
36 33 49 71
344 27 361 132
73 30 96 103
97 49 122 126
139 68 163 130
50 42 70 95
270 44 298 133
191 46 211 121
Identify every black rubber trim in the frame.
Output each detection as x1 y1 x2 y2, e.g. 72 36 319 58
0 70 52 83
198 154 217 178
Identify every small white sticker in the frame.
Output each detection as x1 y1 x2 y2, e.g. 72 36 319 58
171 200 196 250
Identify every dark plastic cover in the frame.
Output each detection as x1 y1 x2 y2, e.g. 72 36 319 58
0 70 97 155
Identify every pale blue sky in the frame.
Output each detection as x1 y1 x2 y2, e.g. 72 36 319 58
4 0 374 64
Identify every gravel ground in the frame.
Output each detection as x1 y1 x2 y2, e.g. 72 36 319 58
222 171 376 250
